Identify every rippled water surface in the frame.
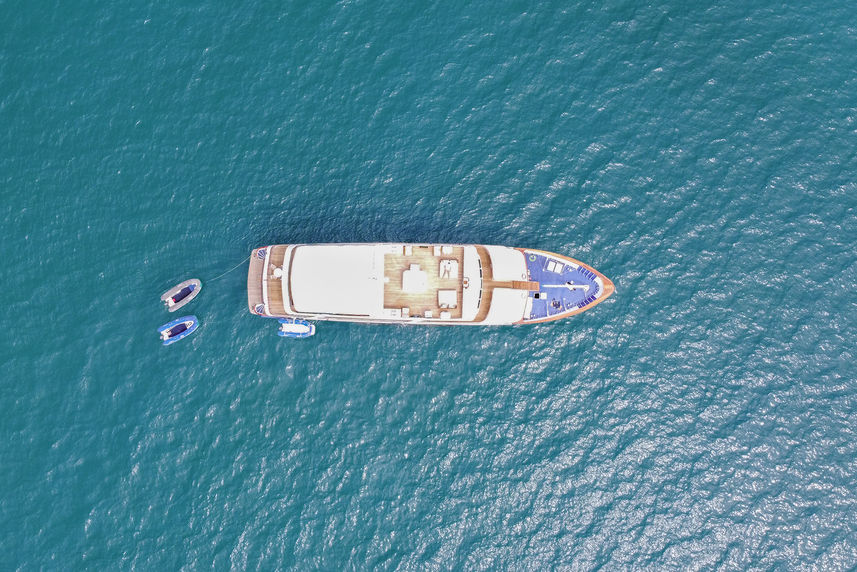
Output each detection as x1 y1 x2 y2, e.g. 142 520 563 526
2 1 857 568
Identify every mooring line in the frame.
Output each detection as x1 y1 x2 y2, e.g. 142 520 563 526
208 255 250 282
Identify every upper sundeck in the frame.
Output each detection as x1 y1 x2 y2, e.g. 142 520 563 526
378 244 474 320
284 243 482 321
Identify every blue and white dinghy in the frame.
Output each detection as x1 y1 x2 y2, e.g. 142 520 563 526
277 317 315 338
158 315 199 346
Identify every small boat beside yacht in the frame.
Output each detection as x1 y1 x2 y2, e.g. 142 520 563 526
161 279 202 312
158 315 199 345
277 317 316 338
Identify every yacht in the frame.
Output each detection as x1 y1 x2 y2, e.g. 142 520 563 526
247 244 614 325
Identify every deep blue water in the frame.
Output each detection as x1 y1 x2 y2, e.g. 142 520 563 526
3 1 857 568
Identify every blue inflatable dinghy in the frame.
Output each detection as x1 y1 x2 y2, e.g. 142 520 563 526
277 317 315 338
158 315 199 346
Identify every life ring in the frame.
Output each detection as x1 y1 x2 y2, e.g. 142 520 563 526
528 254 536 261
463 277 470 288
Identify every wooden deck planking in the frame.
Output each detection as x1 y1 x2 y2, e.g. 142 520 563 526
383 245 464 319
247 251 264 312
264 245 288 315
483 279 538 290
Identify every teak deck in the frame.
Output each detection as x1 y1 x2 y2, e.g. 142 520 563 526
383 245 465 319
247 252 264 311
265 245 288 315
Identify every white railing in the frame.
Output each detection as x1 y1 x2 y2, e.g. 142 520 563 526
261 246 271 314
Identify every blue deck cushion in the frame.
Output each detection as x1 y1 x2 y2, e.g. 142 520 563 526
170 323 188 337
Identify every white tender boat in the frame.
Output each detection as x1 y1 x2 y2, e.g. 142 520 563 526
160 279 202 312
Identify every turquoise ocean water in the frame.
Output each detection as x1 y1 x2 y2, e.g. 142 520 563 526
3 1 857 568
